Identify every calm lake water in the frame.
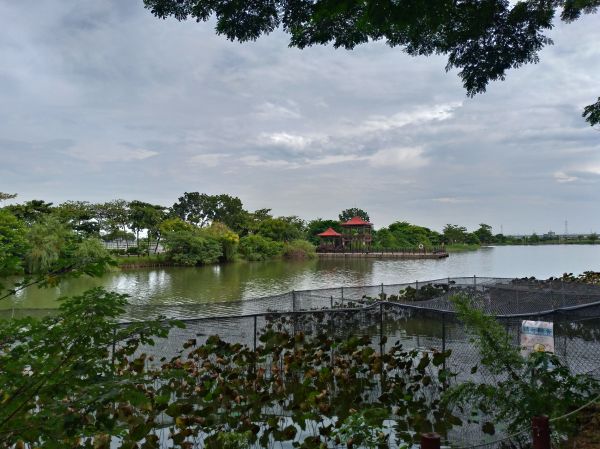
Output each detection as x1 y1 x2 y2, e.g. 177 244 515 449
3 245 599 311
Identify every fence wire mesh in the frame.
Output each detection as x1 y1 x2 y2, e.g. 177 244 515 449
109 276 600 449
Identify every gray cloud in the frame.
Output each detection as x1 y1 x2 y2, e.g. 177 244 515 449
1 0 599 234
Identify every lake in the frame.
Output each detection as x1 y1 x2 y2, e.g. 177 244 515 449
3 245 599 312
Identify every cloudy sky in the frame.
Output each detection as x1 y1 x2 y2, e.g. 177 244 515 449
1 1 599 234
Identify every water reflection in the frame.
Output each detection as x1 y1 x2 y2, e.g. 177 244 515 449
1 245 598 311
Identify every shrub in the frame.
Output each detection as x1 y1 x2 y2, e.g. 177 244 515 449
0 210 28 276
281 239 316 260
238 235 282 261
199 222 240 262
126 246 141 256
445 293 600 439
72 238 111 266
162 230 222 265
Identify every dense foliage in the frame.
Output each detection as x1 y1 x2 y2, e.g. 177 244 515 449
2 193 597 277
281 239 317 260
446 293 600 438
0 288 177 448
238 234 283 261
143 0 600 126
1 288 458 448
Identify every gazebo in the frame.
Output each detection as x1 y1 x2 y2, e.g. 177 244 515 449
317 227 342 251
341 216 373 251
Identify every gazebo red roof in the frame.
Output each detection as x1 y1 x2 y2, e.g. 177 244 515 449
317 227 342 237
341 216 372 227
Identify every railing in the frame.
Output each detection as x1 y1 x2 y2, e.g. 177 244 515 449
316 246 448 254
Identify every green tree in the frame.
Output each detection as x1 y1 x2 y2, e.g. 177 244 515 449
372 228 397 249
54 201 99 237
306 218 342 245
144 0 600 126
589 232 598 243
380 221 441 248
171 192 247 232
6 200 54 225
0 192 17 205
159 216 197 234
0 210 29 277
474 223 494 244
24 216 73 274
96 200 132 249
238 234 283 261
442 224 468 244
200 221 240 261
339 208 370 223
257 217 301 242
162 230 222 265
129 201 168 255
72 238 111 267
465 232 481 245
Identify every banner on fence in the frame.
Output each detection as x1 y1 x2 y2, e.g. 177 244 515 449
521 320 554 356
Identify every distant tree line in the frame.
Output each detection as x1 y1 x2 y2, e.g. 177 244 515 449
2 192 598 278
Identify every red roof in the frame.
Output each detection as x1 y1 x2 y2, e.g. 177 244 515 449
341 216 372 227
317 227 342 237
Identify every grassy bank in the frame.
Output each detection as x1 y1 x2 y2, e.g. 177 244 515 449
113 254 171 268
445 243 481 253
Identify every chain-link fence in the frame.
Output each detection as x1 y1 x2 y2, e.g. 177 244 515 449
110 276 600 449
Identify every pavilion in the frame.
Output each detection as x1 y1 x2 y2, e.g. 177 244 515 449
340 216 373 251
317 227 342 251
317 216 373 252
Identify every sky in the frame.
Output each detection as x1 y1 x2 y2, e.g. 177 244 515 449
1 1 599 235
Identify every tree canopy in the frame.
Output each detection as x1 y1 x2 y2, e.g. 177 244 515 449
144 0 600 126
339 208 370 223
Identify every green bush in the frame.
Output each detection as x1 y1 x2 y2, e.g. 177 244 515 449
126 246 141 255
238 235 282 261
162 230 222 265
72 238 111 266
0 210 28 276
199 222 240 262
281 239 316 260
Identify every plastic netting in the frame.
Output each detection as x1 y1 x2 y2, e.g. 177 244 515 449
7 276 600 448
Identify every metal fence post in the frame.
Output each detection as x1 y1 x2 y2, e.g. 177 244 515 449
292 290 296 312
474 275 477 288
442 313 446 369
330 295 333 309
381 282 384 298
532 416 551 449
379 302 384 357
253 315 257 352
111 327 117 368
341 286 344 307
421 433 441 449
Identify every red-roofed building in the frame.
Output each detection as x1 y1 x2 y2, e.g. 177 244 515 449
316 217 373 252
317 227 342 237
341 216 373 250
317 227 342 251
341 216 372 227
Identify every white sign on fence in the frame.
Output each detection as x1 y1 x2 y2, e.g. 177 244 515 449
521 320 554 356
